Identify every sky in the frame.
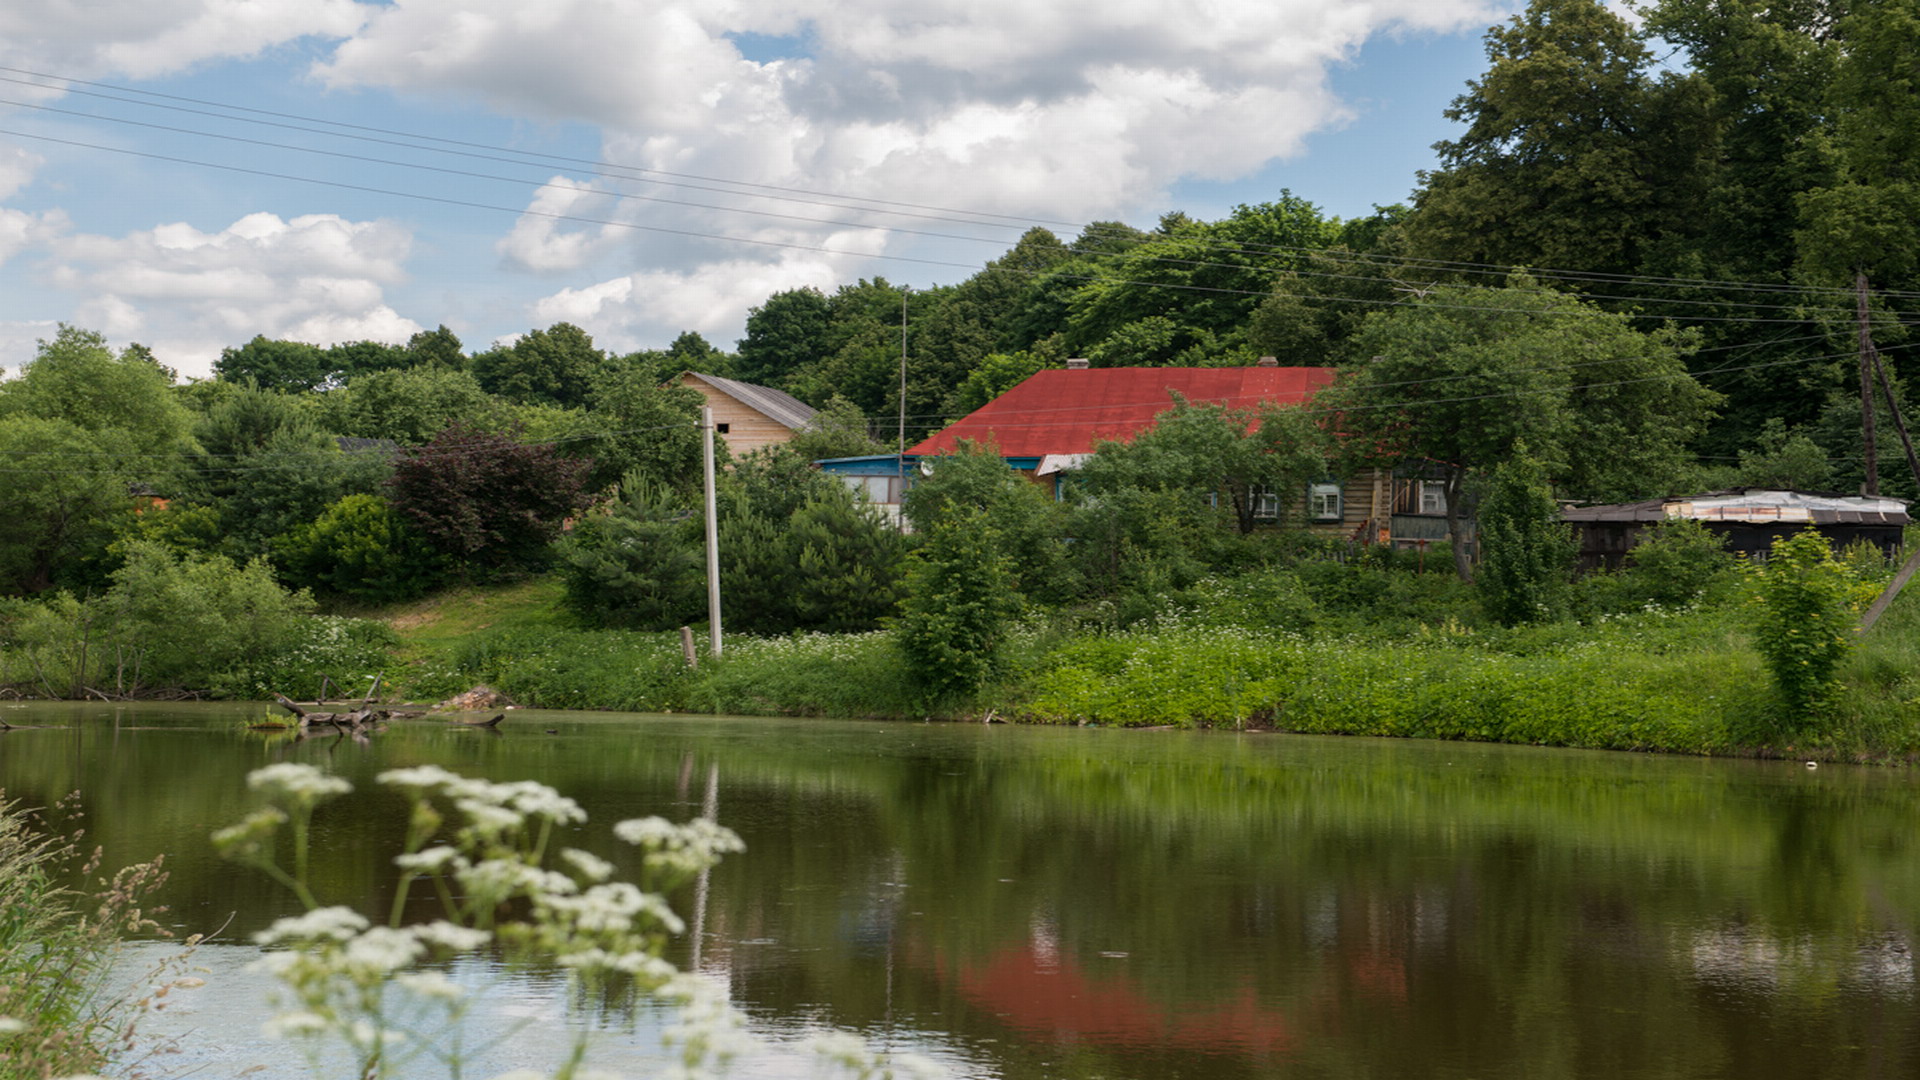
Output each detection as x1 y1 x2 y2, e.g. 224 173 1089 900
0 0 1528 381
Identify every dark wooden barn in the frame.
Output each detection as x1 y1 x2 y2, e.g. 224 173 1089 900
1562 489 1909 570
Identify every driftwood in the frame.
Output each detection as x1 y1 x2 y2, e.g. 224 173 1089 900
271 693 389 732
449 713 506 729
434 685 513 712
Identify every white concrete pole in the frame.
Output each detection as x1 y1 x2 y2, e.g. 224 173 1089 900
702 405 723 657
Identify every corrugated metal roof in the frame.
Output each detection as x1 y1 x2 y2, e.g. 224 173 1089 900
909 366 1337 458
1564 489 1911 526
681 372 818 430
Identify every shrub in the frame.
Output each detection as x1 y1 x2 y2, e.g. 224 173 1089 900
1475 450 1576 625
0 796 168 1079
274 493 449 603
387 424 591 578
896 507 1023 702
558 477 707 630
1747 530 1858 735
1619 517 1735 607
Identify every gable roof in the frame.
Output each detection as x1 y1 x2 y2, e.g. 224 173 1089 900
909 366 1337 458
680 372 817 431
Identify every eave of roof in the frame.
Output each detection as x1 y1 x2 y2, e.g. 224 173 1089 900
682 372 818 430
909 366 1337 458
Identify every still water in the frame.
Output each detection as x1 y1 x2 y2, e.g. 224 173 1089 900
3 701 1918 1078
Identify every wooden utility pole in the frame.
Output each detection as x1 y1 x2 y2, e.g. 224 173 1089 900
897 286 909 531
1858 272 1881 495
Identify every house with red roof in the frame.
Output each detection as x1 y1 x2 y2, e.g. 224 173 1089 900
816 357 1463 547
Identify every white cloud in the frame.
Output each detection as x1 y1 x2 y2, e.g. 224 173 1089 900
496 177 623 273
320 0 1506 222
530 250 859 355
0 145 42 201
0 1 371 80
40 211 420 377
0 207 66 269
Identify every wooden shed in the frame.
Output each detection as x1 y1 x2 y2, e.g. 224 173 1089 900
1563 489 1910 570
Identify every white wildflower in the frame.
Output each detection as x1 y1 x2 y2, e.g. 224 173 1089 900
254 906 369 946
248 763 352 802
0 1016 23 1034
377 765 463 793
394 845 462 873
560 848 613 882
261 1010 330 1038
343 927 425 976
395 971 467 1001
409 920 491 952
455 799 525 834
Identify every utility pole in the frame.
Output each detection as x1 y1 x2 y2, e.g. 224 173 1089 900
702 405 722 657
1858 272 1881 495
897 285 909 531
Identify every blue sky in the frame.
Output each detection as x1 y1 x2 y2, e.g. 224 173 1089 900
0 1 1519 379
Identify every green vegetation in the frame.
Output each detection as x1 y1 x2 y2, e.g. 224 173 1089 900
4 0 1920 757
0 796 168 1079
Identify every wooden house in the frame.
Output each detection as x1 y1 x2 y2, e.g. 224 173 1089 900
848 358 1471 551
677 372 817 456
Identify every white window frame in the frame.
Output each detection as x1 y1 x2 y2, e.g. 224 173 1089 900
1251 487 1280 522
1418 481 1448 516
1308 483 1343 523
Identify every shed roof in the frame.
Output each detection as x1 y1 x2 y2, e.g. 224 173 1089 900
680 372 817 431
909 366 1336 458
1563 489 1911 526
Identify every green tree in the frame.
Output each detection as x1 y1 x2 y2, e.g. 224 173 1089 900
784 397 887 462
215 336 336 393
1474 449 1577 625
717 453 908 634
1795 0 1920 290
571 365 707 493
471 323 605 408
0 417 138 594
1329 278 1718 578
557 475 706 630
405 325 468 370
903 442 1074 602
1408 0 1713 278
100 540 315 691
315 367 509 446
895 505 1022 702
0 325 197 474
735 288 833 389
1736 418 1834 491
1064 197 1339 366
1075 397 1332 535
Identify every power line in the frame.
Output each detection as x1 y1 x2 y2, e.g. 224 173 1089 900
9 63 1920 318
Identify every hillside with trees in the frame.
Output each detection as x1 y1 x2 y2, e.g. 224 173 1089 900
1 0 1917 757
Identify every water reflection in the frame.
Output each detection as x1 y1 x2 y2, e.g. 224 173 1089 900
5 704 1920 1079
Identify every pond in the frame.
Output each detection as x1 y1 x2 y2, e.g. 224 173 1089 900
2 701 1918 1079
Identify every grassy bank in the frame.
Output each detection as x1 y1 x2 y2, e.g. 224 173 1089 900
365 567 1920 761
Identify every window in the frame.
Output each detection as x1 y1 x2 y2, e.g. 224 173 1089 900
1308 483 1342 523
715 423 730 434
1418 482 1448 516
1251 488 1280 521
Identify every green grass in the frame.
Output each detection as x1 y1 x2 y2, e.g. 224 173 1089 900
355 565 1920 760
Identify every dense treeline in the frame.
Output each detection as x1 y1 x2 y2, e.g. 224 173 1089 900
0 0 1916 748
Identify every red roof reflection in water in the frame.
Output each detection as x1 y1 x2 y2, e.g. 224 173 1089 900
952 944 1293 1056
